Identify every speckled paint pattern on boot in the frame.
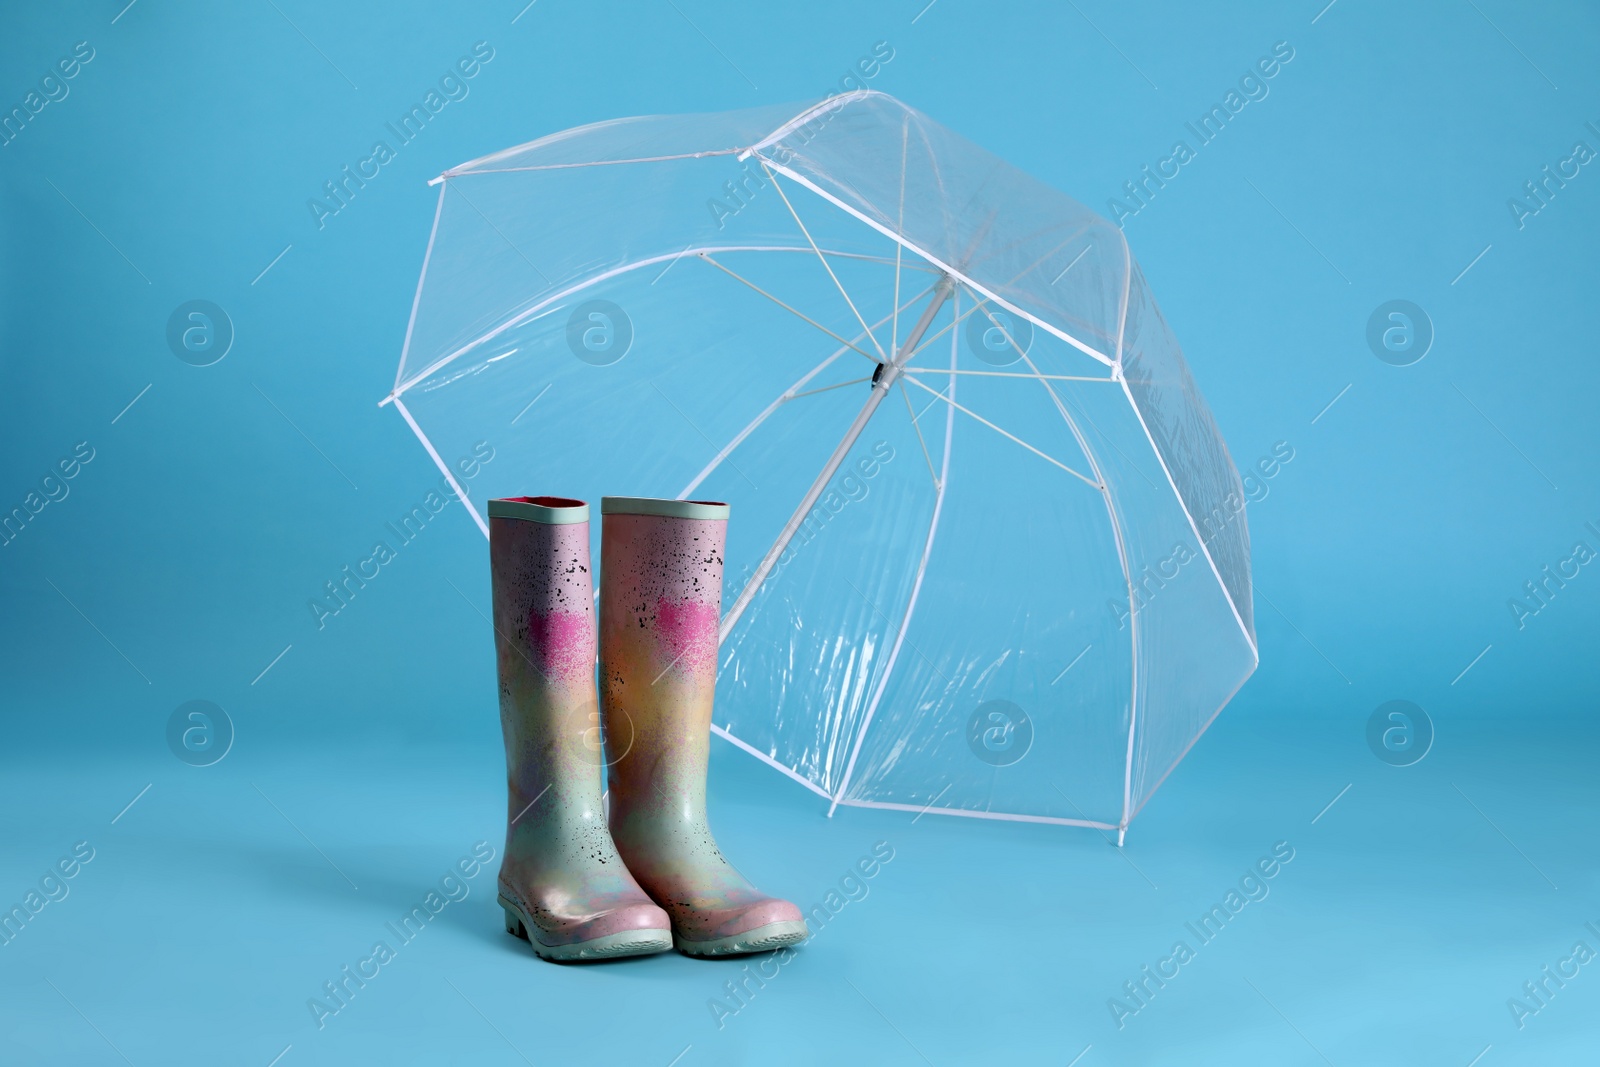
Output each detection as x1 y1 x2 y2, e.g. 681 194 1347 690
600 500 807 952
488 497 670 957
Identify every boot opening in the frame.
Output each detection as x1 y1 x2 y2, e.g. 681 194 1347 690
506 495 585 509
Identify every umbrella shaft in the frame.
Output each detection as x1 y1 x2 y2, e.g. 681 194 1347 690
719 274 955 644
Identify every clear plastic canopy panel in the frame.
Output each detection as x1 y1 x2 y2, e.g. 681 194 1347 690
385 90 1257 839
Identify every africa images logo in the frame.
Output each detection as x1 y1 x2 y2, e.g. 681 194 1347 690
566 300 633 366
966 700 1033 767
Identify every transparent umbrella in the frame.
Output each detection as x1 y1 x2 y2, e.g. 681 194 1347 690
382 90 1257 841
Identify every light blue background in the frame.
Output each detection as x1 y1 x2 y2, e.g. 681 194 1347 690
2 1 1596 1064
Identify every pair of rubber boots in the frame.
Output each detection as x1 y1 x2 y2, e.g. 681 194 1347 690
489 495 807 962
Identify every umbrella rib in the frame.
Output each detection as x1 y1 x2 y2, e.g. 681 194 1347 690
680 280 939 500
891 113 910 354
899 379 941 491
751 157 1116 368
913 383 949 422
394 183 447 393
391 245 935 401
893 233 1110 374
755 157 890 362
897 294 1022 368
963 292 1147 486
903 367 1116 383
924 290 1115 377
962 295 1136 488
719 276 956 644
958 283 1151 822
983 304 1151 833
894 302 973 366
698 253 880 365
787 376 872 401
902 374 1101 490
826 288 963 816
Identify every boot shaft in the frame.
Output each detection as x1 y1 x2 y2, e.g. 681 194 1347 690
598 497 728 817
488 497 604 800
488 496 596 689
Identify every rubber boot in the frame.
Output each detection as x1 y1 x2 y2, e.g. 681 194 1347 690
598 496 809 957
488 496 673 961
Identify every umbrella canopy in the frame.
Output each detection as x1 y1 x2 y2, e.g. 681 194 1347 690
383 90 1257 839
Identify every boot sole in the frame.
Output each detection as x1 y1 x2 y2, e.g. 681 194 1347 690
499 894 673 962
675 920 810 958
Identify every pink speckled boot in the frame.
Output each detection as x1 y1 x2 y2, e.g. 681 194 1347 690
488 496 672 961
599 497 808 957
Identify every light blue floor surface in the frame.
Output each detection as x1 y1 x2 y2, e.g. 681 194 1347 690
3 710 1593 1066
